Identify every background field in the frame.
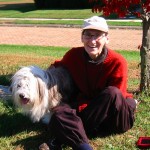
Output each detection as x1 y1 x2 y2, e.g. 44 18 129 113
0 0 141 26
0 0 149 150
0 44 149 150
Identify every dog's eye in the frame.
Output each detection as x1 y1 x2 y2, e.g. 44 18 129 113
17 84 21 88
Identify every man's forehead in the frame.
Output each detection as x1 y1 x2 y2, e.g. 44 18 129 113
84 29 104 34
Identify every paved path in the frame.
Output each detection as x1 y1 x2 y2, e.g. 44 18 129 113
0 25 142 50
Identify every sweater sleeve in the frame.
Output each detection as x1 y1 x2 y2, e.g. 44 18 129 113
105 51 133 98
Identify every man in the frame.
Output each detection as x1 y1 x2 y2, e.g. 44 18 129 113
39 16 137 150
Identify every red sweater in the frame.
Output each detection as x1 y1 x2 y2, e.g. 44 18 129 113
52 47 133 111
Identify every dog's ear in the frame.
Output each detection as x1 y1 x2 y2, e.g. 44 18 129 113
9 81 14 93
36 77 47 102
9 86 12 92
29 66 47 81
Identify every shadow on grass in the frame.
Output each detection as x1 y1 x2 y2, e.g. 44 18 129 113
0 74 12 86
0 112 46 137
12 126 51 150
0 3 36 12
13 133 50 150
0 100 50 149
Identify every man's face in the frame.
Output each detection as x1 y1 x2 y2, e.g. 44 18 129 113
81 29 108 61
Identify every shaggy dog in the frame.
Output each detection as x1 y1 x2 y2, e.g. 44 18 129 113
10 66 74 124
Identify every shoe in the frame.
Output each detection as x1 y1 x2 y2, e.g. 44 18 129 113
39 143 50 150
134 99 140 109
39 138 62 150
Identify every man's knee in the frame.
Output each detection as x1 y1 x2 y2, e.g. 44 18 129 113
103 86 125 111
105 86 122 97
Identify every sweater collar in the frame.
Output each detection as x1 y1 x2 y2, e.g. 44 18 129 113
84 47 108 64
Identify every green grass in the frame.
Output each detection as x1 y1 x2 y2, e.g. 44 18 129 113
0 45 140 75
0 44 149 150
0 96 149 150
0 1 147 149
0 44 69 85
0 44 141 87
1 19 142 27
0 44 69 57
0 0 93 18
117 50 140 62
0 0 142 26
0 9 95 19
0 2 94 19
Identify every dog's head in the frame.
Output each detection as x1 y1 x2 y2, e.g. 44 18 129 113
10 66 49 122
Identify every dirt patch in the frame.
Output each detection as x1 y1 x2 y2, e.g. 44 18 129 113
0 0 33 5
0 26 142 51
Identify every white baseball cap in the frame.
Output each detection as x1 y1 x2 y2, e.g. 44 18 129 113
82 16 108 32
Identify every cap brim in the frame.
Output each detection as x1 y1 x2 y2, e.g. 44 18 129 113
82 25 108 32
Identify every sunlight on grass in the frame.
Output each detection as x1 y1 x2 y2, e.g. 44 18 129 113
0 44 149 150
0 0 141 26
0 45 141 91
0 45 69 75
0 98 149 150
0 54 55 75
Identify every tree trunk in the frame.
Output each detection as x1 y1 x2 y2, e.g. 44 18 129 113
140 15 150 94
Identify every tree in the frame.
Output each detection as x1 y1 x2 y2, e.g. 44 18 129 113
89 0 150 94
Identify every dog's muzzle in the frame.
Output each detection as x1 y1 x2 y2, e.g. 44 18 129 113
19 94 30 104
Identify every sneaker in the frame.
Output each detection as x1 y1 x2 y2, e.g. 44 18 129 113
39 139 62 150
39 143 50 150
134 99 140 109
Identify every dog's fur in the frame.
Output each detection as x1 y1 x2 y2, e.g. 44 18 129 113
10 66 74 123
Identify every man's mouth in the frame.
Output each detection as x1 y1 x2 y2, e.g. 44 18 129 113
89 45 96 48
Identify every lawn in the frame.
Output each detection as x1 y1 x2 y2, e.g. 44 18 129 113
0 1 148 149
0 0 142 26
0 0 94 19
0 44 149 150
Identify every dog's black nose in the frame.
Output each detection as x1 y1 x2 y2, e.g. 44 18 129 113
19 94 25 99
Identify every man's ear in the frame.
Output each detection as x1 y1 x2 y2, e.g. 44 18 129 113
105 35 109 44
81 31 84 43
81 34 83 43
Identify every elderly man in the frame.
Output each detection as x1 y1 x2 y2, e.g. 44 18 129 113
39 16 137 150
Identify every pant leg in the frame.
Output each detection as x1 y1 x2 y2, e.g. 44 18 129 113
49 103 89 149
78 86 136 136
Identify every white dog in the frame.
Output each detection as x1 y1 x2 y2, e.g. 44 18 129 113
10 66 74 124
